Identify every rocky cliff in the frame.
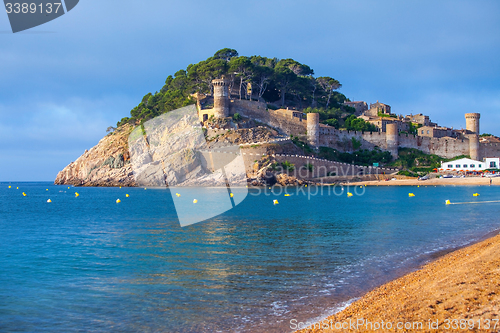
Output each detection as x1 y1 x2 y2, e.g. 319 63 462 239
54 121 285 187
54 125 136 186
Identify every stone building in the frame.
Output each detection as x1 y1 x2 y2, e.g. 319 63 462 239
366 117 409 133
343 101 368 116
405 113 433 127
274 108 304 121
417 126 455 138
364 101 391 117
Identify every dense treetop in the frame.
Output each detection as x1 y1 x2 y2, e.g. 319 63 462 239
117 48 358 128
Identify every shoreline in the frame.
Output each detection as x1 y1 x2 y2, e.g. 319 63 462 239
296 229 500 333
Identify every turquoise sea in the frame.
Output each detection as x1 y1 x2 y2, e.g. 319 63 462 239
1 182 500 332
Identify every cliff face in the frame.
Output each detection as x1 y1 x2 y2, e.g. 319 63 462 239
54 122 282 187
54 125 136 186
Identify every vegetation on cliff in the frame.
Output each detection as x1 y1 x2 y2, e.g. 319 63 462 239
290 135 391 166
117 48 350 127
318 146 392 166
390 148 470 175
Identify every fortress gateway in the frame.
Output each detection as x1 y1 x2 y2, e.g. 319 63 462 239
198 78 500 161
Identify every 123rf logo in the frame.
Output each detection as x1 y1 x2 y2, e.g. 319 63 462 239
4 0 78 33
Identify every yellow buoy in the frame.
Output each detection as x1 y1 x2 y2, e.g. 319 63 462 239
305 185 308 187
445 200 451 205
126 194 130 198
409 193 415 197
16 187 19 189
176 193 181 197
120 186 122 189
8 186 11 188
47 199 52 203
347 192 353 197
273 199 279 205
284 194 290 197
193 199 198 204
417 185 420 187
144 188 147 190
269 187 271 190
46 189 48 191
22 192 27 196
473 193 480 197
68 187 70 189
116 199 121 203
230 193 234 197
75 192 79 197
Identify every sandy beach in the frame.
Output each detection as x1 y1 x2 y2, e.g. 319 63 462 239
351 176 500 187
296 232 500 332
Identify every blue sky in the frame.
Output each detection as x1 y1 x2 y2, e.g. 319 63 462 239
1 0 499 181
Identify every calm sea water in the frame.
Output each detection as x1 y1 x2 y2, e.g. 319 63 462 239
1 182 500 332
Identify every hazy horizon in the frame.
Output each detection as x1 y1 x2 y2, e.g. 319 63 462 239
1 0 499 181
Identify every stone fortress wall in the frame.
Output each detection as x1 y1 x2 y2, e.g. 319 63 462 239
228 99 308 136
202 79 500 161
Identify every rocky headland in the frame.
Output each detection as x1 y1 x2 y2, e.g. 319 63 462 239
55 124 136 187
54 119 309 187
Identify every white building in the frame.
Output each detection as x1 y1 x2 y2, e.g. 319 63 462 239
440 158 485 171
484 157 500 169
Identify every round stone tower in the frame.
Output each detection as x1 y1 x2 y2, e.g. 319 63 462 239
307 113 320 148
469 134 480 161
212 77 230 118
465 113 480 134
385 123 399 160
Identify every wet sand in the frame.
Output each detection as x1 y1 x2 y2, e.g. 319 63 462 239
297 233 500 332
352 176 500 187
